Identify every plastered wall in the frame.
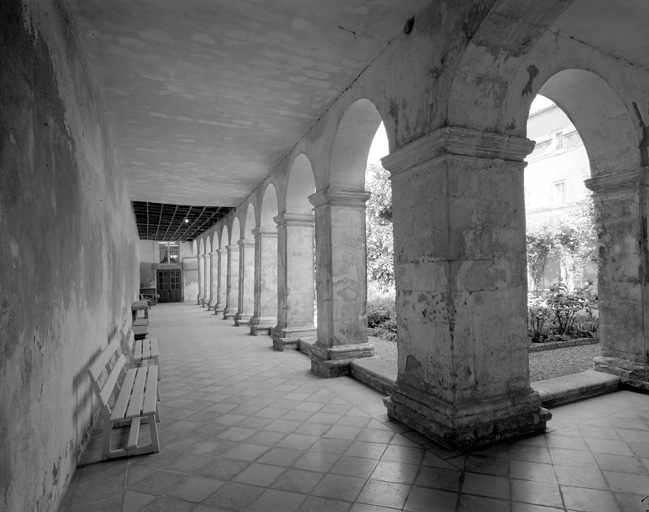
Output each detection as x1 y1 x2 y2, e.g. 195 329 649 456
0 1 140 510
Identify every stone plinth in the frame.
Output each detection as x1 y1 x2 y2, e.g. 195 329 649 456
585 167 649 390
381 126 550 450
250 227 278 335
223 244 239 319
272 213 316 350
309 188 374 377
235 238 255 326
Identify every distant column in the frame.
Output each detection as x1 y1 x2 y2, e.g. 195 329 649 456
208 251 217 310
223 244 239 319
308 188 374 378
235 238 255 326
214 248 226 314
202 251 210 307
250 227 278 335
196 254 204 305
586 168 649 389
271 213 316 350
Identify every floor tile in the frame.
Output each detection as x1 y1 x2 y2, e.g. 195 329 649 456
60 303 649 512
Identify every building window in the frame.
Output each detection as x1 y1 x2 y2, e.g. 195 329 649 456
554 131 564 150
159 242 180 264
553 180 566 205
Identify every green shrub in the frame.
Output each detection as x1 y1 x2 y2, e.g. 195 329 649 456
367 286 397 340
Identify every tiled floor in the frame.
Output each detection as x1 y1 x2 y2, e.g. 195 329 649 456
59 302 649 512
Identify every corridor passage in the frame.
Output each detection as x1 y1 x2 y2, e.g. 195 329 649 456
60 303 649 512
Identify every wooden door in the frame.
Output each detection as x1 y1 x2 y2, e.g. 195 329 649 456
157 269 182 302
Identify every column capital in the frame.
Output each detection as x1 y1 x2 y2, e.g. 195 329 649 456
209 251 218 256
308 188 371 209
252 226 278 238
217 247 226 255
197 254 206 259
237 238 255 248
381 126 535 177
274 212 315 227
585 167 648 195
226 244 240 252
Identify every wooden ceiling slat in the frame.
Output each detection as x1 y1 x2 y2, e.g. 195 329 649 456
131 201 230 242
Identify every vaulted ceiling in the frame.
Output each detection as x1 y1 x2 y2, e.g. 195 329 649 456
67 0 649 240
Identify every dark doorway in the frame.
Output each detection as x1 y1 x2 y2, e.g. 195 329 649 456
157 269 182 302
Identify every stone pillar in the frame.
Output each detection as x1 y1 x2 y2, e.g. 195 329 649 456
235 238 255 326
208 251 218 310
203 250 210 307
381 126 550 451
214 248 227 315
196 254 204 305
308 188 374 377
271 213 317 350
586 167 649 389
223 244 239 319
250 227 278 335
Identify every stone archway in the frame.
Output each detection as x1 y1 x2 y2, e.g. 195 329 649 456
250 184 279 335
272 154 317 351
235 204 256 326
309 98 387 377
535 69 647 388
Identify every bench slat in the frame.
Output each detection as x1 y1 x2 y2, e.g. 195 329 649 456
149 337 159 358
99 354 127 410
127 417 141 450
143 365 158 415
134 340 143 361
141 340 151 360
111 368 137 420
125 368 148 418
88 337 121 383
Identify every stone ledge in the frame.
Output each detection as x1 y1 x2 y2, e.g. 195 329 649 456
350 357 397 396
349 359 620 409
532 370 621 407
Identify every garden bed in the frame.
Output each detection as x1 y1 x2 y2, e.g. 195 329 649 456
528 337 598 352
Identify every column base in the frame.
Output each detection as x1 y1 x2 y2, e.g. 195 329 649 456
310 342 375 378
272 326 316 351
196 295 203 306
249 317 276 336
385 383 551 451
223 308 237 320
207 300 216 310
594 355 649 391
214 304 224 315
235 313 253 327
202 298 209 308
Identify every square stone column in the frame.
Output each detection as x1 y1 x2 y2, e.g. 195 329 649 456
208 252 218 309
203 250 210 307
586 167 649 390
214 248 226 315
308 188 374 377
223 244 239 320
250 227 278 335
381 126 550 451
272 213 317 350
196 254 204 305
235 238 255 326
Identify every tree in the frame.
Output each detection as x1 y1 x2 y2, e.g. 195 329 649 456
365 163 394 291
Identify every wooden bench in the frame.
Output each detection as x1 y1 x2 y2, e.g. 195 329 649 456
88 336 160 460
122 325 161 379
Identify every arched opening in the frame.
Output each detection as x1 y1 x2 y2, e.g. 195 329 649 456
251 184 279 335
235 204 256 325
309 99 389 376
224 218 241 319
524 69 643 383
214 225 229 315
272 155 317 351
364 122 397 355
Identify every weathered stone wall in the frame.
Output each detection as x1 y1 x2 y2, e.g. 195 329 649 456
0 1 139 510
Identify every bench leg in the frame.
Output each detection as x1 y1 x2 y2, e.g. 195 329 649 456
148 412 160 454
